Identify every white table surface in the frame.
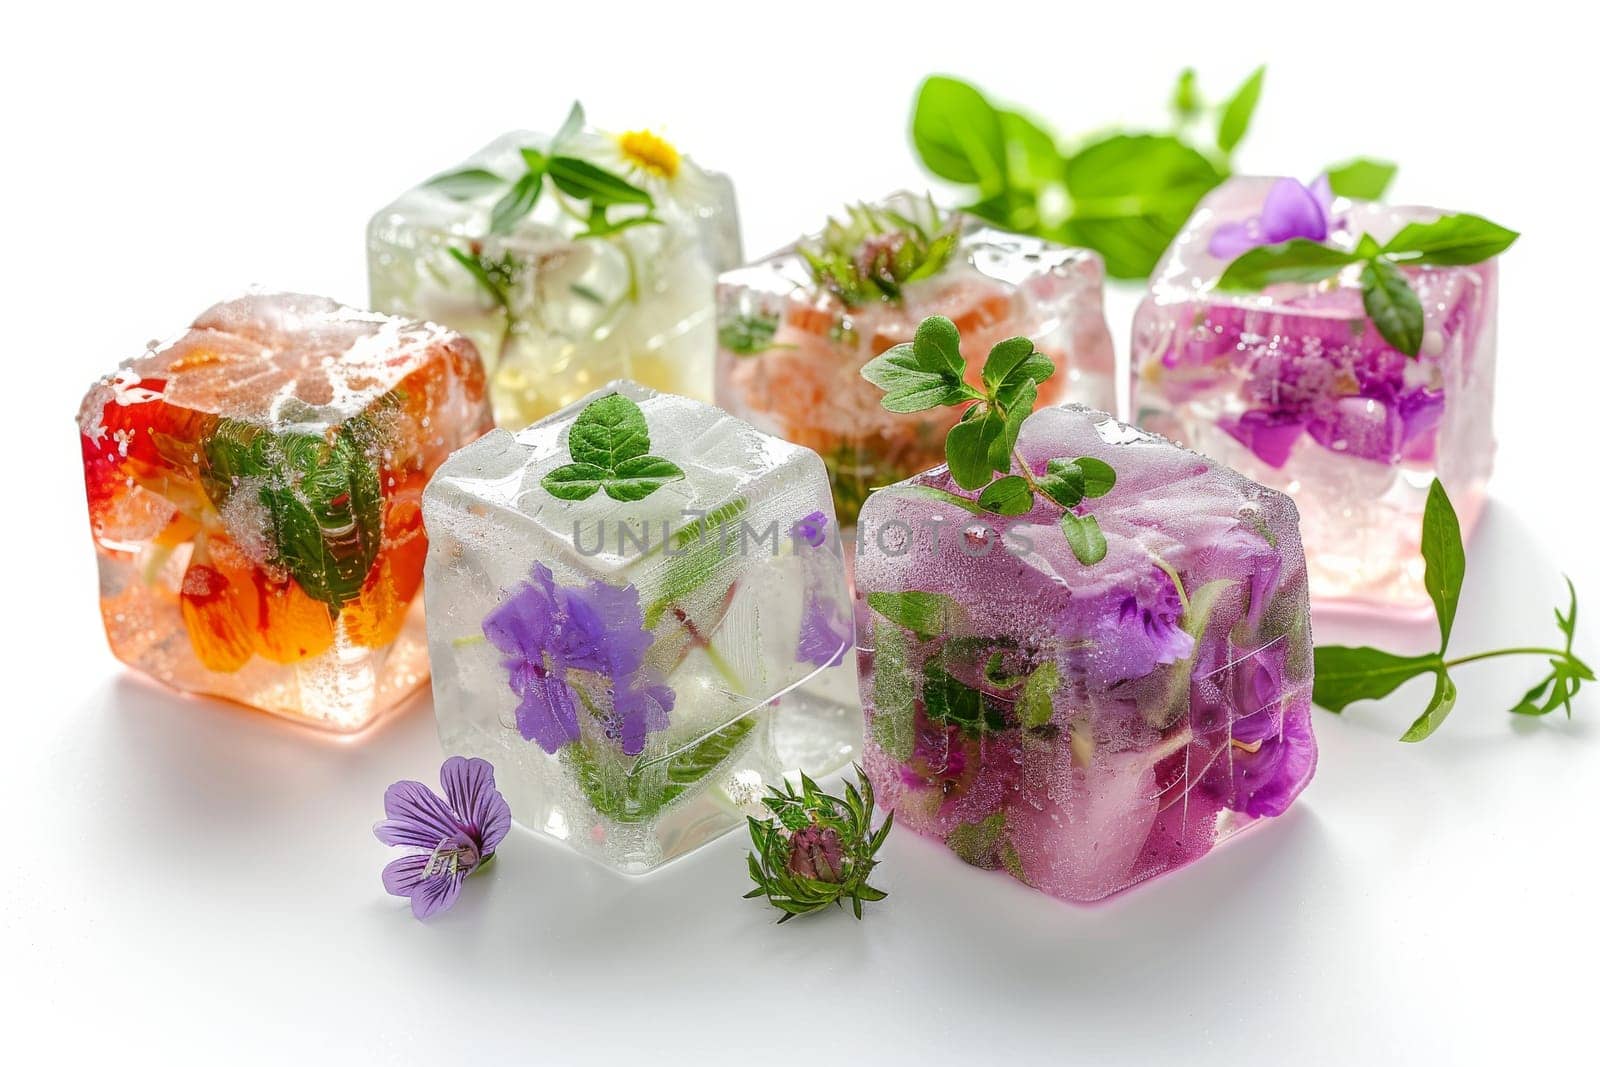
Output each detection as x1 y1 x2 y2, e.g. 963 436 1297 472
5 2 1595 1063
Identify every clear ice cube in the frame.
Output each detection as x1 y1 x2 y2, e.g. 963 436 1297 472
78 292 493 731
854 404 1315 903
1131 176 1498 611
368 126 741 429
715 194 1116 525
422 381 858 873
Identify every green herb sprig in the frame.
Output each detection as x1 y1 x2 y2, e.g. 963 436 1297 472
744 766 891 923
1215 214 1519 356
541 392 684 502
909 68 1395 280
426 102 660 239
860 315 1116 565
799 197 960 306
1313 479 1592 741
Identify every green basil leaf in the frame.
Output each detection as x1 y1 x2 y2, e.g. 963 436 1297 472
604 455 685 502
1060 511 1107 565
424 167 506 200
997 109 1063 191
946 812 1010 869
1216 65 1265 154
567 392 652 469
1420 478 1466 649
1399 670 1458 742
488 171 544 235
869 622 916 762
540 462 610 501
1323 158 1398 200
1216 239 1358 290
719 313 780 356
1360 257 1425 356
860 343 968 413
977 475 1033 516
1310 645 1440 711
1017 660 1058 728
1381 212 1520 266
547 156 654 208
923 660 1006 735
911 75 1008 192
866 591 961 641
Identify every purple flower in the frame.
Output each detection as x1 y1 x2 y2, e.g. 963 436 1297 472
374 756 512 920
791 510 828 549
482 563 672 757
1102 567 1195 682
1208 176 1335 260
787 825 845 882
797 593 851 668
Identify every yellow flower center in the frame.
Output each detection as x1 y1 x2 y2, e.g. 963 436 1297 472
617 129 681 180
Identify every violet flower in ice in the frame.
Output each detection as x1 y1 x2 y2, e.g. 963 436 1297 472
1208 175 1334 260
483 563 673 756
797 593 851 668
790 510 828 549
1079 566 1195 686
375 756 512 920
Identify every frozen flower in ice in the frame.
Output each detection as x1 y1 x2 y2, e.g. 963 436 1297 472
375 756 512 920
1208 175 1335 260
790 510 828 549
1078 565 1196 686
796 593 851 668
482 563 672 756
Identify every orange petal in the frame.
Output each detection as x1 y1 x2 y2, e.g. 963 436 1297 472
253 575 336 664
179 560 256 673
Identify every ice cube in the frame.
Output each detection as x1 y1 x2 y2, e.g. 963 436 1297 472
854 404 1315 903
77 292 493 731
715 194 1116 525
368 121 741 430
422 381 857 873
1131 176 1498 611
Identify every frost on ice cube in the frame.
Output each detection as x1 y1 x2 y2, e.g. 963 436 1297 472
1131 176 1499 611
78 292 493 731
422 381 858 873
855 405 1315 903
715 194 1115 525
368 111 741 430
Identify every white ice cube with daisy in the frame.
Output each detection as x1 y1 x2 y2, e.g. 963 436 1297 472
368 103 741 429
421 381 859 874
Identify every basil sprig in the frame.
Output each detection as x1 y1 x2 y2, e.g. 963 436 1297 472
1313 480 1592 741
541 392 685 503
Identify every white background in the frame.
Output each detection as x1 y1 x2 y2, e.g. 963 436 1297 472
4 2 1595 1063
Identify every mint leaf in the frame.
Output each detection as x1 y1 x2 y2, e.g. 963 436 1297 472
911 75 1008 192
1360 257 1425 356
946 812 1010 869
489 170 544 235
1311 646 1439 711
425 167 506 200
923 660 1006 735
1039 459 1085 508
1060 511 1107 565
981 336 1041 392
1216 65 1265 154
605 456 685 502
719 312 780 356
546 156 654 209
1324 158 1398 200
1073 457 1116 497
990 380 1035 472
642 498 749 627
881 484 985 515
997 110 1062 191
1017 660 1058 728
445 247 513 312
866 591 959 641
911 313 966 379
541 462 611 501
1381 213 1519 266
1420 478 1466 649
870 623 916 762
1399 671 1458 743
1216 239 1358 290
568 392 651 469
861 315 975 413
977 475 1033 516
946 412 1002 490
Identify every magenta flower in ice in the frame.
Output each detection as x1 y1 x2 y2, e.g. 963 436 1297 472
483 563 673 756
1207 175 1334 260
375 756 512 920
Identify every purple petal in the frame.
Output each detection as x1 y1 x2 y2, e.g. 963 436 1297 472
1307 397 1402 463
514 673 582 753
381 852 433 897
409 871 465 919
1259 178 1329 244
1397 388 1444 449
1310 173 1334 215
797 594 851 668
374 779 462 848
1207 220 1259 260
614 673 676 757
1220 410 1305 469
439 756 513 854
